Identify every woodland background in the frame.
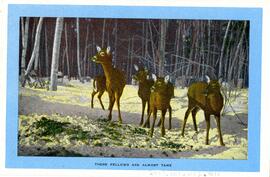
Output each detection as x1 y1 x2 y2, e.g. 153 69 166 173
19 17 249 89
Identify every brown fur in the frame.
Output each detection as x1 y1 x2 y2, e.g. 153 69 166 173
143 75 173 137
91 46 126 123
181 77 225 146
91 75 106 110
133 67 154 125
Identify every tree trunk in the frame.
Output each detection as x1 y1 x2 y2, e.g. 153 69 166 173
50 17 64 91
206 20 211 75
145 22 149 67
102 19 106 47
126 37 131 81
45 25 49 77
218 21 231 78
228 21 247 82
148 21 156 73
158 19 167 77
20 17 29 74
129 37 134 83
76 18 82 81
174 20 181 78
181 22 186 76
113 20 118 66
64 23 70 79
83 23 90 77
185 23 196 78
24 17 43 77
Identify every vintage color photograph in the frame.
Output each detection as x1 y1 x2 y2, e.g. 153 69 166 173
18 17 249 159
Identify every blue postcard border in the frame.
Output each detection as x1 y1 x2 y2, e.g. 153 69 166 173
6 4 262 171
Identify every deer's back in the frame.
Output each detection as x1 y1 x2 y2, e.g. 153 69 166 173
188 82 223 114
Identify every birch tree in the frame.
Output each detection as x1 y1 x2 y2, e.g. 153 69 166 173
158 19 167 77
76 18 82 80
218 21 231 78
50 17 64 91
64 23 70 78
20 17 30 74
24 17 43 76
228 21 247 82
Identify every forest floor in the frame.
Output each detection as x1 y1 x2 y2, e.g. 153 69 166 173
18 80 248 159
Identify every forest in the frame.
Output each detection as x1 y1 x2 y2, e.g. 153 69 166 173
19 17 249 89
18 17 249 159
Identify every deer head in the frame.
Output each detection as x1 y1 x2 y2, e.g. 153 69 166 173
205 75 223 93
90 46 112 64
151 74 170 92
132 64 149 82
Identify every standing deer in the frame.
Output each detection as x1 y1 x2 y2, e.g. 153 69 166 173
90 46 126 123
133 64 154 125
91 75 106 110
143 74 172 137
181 75 225 146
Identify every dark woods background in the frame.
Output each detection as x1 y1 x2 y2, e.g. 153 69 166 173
19 17 249 88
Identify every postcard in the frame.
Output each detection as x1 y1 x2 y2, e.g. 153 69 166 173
3 3 263 174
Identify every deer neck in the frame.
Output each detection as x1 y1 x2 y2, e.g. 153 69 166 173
101 63 113 81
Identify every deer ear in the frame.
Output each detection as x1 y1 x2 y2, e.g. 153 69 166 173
96 46 101 52
152 74 157 82
134 64 139 71
164 75 170 84
106 46 111 54
205 75 210 84
147 75 150 79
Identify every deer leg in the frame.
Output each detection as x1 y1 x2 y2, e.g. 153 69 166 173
97 90 105 110
91 90 98 108
191 107 199 132
161 109 167 137
215 115 225 146
150 108 157 137
205 113 211 145
146 100 150 115
157 118 162 127
108 95 115 121
181 106 193 137
140 100 146 125
115 92 122 124
143 108 152 128
168 105 172 130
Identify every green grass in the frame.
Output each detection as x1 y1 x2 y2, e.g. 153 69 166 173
34 117 70 137
160 141 185 149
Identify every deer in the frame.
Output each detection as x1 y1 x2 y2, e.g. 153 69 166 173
143 74 172 137
132 64 154 125
181 75 225 146
155 76 174 129
90 46 126 123
91 75 106 110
